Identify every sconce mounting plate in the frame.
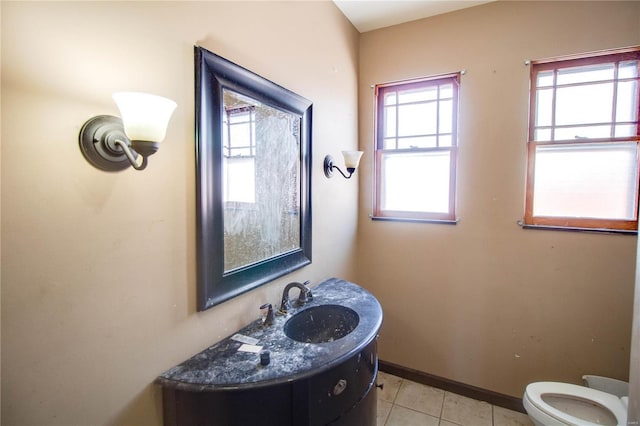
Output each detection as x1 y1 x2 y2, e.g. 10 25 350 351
323 155 335 178
79 115 137 172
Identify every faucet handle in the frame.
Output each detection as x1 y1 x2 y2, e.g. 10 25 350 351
302 280 313 302
260 303 275 326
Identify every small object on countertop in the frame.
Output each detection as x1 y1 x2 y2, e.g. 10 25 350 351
260 350 270 366
231 333 259 345
238 344 263 353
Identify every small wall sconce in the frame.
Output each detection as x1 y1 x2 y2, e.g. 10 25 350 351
79 92 177 171
323 151 364 179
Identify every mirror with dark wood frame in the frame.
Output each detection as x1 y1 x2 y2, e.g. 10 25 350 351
195 46 312 311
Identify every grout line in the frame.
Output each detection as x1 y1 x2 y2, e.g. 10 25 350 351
386 374 401 426
491 404 496 426
392 376 402 404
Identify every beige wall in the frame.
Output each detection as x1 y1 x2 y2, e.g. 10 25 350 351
357 1 640 398
1 1 359 425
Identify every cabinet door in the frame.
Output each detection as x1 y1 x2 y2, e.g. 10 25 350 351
162 383 293 426
305 339 378 426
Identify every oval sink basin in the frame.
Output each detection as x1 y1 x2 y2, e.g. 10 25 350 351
284 304 359 343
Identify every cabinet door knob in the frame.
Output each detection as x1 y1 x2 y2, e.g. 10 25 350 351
333 379 348 396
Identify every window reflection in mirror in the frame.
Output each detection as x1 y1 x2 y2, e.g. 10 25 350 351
224 103 257 204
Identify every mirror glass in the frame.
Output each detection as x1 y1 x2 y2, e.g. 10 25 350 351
195 46 312 311
222 89 301 272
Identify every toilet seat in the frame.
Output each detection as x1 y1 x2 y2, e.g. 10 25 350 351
525 382 627 426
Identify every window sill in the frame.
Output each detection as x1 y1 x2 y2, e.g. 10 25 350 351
516 220 637 235
370 215 459 225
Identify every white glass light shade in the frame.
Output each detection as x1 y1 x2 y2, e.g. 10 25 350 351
342 150 364 169
113 92 177 142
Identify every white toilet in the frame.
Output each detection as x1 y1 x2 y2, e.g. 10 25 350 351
523 376 629 426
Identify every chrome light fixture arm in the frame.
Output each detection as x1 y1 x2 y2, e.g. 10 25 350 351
113 139 159 171
113 139 147 171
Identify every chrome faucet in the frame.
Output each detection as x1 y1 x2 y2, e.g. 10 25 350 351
279 281 313 314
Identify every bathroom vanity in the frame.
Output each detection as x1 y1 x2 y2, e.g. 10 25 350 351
155 278 383 426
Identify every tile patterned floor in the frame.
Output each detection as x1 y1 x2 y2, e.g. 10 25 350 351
376 372 534 426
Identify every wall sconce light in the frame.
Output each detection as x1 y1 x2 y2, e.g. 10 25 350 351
324 151 364 179
79 92 177 171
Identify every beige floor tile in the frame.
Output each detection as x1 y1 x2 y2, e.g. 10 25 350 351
493 405 534 426
394 379 445 418
377 399 393 426
378 371 403 403
386 405 440 426
441 392 492 426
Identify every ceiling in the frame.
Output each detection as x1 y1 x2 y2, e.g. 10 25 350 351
333 0 495 33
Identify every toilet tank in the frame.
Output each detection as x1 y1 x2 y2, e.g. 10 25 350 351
582 375 629 398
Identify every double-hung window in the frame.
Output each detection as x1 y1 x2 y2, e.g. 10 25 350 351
374 74 460 222
525 48 640 232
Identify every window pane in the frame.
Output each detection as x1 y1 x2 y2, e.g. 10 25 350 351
381 151 451 213
439 100 453 133
224 157 256 203
398 102 437 136
229 124 252 150
535 88 554 127
439 134 452 147
384 92 397 105
535 128 552 141
537 70 554 87
618 61 639 79
383 138 397 149
397 136 437 149
399 86 437 103
616 80 638 123
384 105 397 137
439 84 453 99
556 64 614 85
615 124 637 137
555 83 613 126
532 143 638 220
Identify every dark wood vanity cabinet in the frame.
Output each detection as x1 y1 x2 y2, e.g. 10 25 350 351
161 339 378 426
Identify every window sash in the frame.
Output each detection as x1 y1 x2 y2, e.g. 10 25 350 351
525 48 640 231
376 76 459 150
375 148 457 221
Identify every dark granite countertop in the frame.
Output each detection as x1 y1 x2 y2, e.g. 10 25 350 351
155 278 383 392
